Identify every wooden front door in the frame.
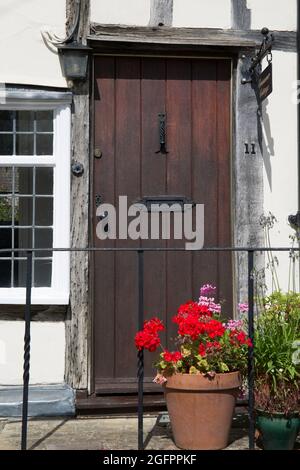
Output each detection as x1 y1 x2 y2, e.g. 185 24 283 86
93 56 232 398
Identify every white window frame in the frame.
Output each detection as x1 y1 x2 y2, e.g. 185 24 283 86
0 95 71 304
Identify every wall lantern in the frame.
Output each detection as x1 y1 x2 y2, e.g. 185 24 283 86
57 42 92 80
42 0 91 81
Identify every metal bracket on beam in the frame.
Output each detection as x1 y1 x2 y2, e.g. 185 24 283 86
241 27 274 85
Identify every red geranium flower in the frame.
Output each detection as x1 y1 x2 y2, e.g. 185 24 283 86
143 317 164 333
229 329 252 347
135 330 161 352
135 317 165 352
198 343 206 357
163 350 182 363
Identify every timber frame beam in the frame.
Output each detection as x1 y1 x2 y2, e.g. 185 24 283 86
89 25 297 53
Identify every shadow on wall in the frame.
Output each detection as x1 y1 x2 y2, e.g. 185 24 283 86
257 98 275 191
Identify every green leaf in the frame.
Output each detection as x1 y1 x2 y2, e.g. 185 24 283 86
220 362 229 373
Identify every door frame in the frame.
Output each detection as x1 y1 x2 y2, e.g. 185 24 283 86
74 47 264 403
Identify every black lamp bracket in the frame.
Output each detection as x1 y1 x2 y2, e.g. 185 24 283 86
241 28 274 85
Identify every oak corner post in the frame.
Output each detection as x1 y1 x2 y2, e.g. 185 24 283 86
65 0 92 393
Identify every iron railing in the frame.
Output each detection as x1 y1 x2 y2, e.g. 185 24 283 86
0 246 297 451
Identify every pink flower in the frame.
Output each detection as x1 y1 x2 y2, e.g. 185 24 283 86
198 296 221 314
224 319 243 331
153 373 167 385
208 301 221 314
200 284 216 297
238 303 249 314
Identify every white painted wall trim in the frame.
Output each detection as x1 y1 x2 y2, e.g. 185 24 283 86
1 89 72 105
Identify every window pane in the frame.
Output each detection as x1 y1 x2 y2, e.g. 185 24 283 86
15 167 33 195
0 111 13 131
13 259 27 287
35 197 53 226
16 111 34 132
35 167 53 195
0 228 12 257
14 228 32 256
0 260 12 287
35 228 53 257
34 259 52 287
36 111 53 132
16 134 34 155
0 196 12 224
0 167 13 194
0 134 13 155
36 134 53 155
14 197 33 226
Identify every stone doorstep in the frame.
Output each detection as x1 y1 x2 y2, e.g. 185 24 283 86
0 384 75 418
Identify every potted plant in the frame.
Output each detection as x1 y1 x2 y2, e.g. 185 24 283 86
135 284 251 450
254 291 300 450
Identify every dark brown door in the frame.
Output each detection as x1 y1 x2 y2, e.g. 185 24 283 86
93 57 232 396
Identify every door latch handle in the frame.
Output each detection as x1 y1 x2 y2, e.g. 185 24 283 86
156 113 169 154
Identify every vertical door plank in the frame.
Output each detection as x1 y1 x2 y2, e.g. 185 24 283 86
93 57 116 381
115 58 141 379
141 58 168 373
166 59 193 345
191 60 219 300
217 60 233 316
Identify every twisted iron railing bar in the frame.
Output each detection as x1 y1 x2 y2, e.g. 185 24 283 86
21 251 32 451
13 246 296 450
248 250 255 450
138 251 144 450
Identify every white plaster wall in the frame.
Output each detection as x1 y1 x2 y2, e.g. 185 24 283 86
0 321 65 385
90 0 231 28
91 0 297 30
173 0 231 28
247 0 297 31
261 51 298 290
90 0 151 25
0 0 67 87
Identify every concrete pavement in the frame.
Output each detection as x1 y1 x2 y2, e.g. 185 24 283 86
0 412 253 450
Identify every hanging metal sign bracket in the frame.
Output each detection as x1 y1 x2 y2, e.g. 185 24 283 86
241 27 274 86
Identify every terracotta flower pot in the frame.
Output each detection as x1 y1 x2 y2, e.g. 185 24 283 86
164 371 241 450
